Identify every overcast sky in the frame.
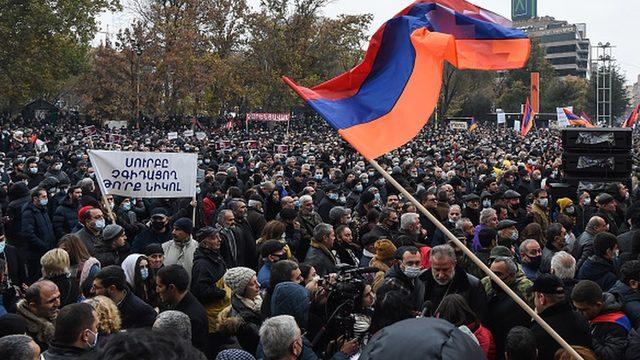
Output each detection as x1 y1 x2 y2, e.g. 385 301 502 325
97 0 639 84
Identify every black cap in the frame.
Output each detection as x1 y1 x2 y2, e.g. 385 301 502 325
195 226 219 242
463 193 480 202
529 274 564 295
503 190 521 199
596 193 615 205
260 240 286 257
143 243 164 256
496 219 518 230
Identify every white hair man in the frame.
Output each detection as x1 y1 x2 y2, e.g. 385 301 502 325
550 251 577 299
396 212 427 247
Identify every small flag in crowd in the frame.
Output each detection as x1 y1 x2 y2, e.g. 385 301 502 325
520 98 536 137
622 103 640 128
283 0 530 159
563 108 595 128
469 117 478 132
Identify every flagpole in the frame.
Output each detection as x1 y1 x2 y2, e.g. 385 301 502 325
367 158 584 360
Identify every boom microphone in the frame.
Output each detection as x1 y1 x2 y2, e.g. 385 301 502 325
341 266 380 275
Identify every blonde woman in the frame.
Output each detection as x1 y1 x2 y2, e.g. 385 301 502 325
40 248 79 306
84 295 121 347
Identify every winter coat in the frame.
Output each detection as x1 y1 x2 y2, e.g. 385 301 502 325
610 280 640 330
589 293 631 360
52 198 79 239
577 255 618 292
41 343 91 360
94 242 130 267
1 244 27 286
530 301 592 360
219 226 256 270
359 317 486 360
304 242 338 277
190 246 230 332
482 282 532 359
246 207 266 240
617 229 639 255
21 202 56 259
415 266 488 322
469 322 496 360
117 290 157 329
6 193 30 247
131 227 172 253
170 292 209 355
296 211 323 259
74 227 101 255
16 299 55 352
162 239 198 278
46 274 79 307
382 264 421 306
217 294 263 354
573 229 596 270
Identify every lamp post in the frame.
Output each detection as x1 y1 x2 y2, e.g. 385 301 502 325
134 43 143 126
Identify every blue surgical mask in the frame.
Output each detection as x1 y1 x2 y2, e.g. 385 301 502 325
39 199 48 207
328 193 338 201
140 268 149 280
355 185 363 192
0 241 5 254
29 167 38 174
94 219 106 230
122 202 131 211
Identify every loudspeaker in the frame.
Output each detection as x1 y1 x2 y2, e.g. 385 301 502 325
562 128 632 152
561 128 633 181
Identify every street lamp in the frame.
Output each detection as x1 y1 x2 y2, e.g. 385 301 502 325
134 43 143 126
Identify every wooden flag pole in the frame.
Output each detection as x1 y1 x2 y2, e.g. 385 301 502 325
368 158 583 360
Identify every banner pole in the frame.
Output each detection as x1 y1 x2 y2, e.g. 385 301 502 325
367 158 583 360
192 196 197 225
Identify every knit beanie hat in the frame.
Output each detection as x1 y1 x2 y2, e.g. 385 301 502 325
374 239 397 261
78 205 94 223
224 267 256 296
173 218 193 235
103 224 124 243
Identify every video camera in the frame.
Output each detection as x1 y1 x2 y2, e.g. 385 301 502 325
319 265 378 341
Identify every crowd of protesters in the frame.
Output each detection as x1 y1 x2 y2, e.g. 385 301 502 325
0 112 640 359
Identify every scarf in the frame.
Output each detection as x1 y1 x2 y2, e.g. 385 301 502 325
310 240 337 264
238 294 263 313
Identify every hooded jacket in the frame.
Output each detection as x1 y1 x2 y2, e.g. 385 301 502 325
577 255 618 292
610 280 640 330
359 317 485 360
590 292 631 360
52 197 80 240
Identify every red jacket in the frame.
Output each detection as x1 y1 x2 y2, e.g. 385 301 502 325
470 322 496 360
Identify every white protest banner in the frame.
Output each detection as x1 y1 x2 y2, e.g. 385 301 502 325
497 111 506 124
513 120 521 132
195 132 206 140
167 132 178 140
88 150 198 198
449 121 468 130
556 106 571 127
183 130 194 137
246 113 290 122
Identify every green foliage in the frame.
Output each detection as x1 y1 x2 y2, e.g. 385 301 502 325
0 0 121 112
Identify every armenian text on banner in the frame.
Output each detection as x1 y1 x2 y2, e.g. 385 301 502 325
246 113 291 122
88 150 197 199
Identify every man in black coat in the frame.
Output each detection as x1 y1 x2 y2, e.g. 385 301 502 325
21 187 56 283
228 199 257 270
382 246 424 309
52 185 82 240
415 244 488 322
131 211 172 253
0 234 27 286
190 228 227 314
530 274 592 360
157 264 209 356
304 223 338 277
6 182 30 249
92 266 156 329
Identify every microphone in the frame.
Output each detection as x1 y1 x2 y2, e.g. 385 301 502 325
341 266 380 275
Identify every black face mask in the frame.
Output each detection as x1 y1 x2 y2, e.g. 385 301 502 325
528 255 542 269
151 222 165 231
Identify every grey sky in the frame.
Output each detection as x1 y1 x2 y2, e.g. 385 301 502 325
97 0 639 84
